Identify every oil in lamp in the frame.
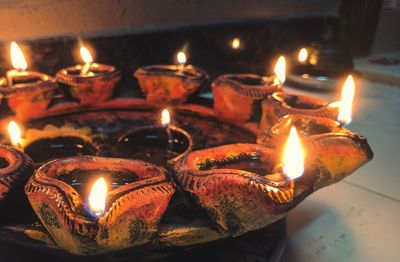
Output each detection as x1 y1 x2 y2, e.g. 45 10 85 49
211 57 283 125
7 121 97 165
0 42 57 120
117 109 192 167
134 49 208 106
56 45 121 105
260 57 341 130
25 156 175 255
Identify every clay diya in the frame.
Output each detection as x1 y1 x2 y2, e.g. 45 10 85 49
117 109 192 166
56 46 121 105
175 143 302 236
257 114 373 188
0 42 57 120
212 74 280 125
8 122 98 165
25 156 175 255
0 145 34 210
260 91 339 130
134 51 208 106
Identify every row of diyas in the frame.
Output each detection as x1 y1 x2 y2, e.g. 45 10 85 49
0 42 373 256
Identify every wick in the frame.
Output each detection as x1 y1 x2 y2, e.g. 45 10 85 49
165 124 173 156
80 62 91 76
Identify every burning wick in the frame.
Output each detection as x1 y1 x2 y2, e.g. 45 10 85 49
177 51 187 71
88 177 107 218
231 38 241 49
274 56 286 86
8 121 23 148
337 75 355 126
80 46 94 76
282 126 305 190
7 42 28 87
161 109 173 153
298 48 308 64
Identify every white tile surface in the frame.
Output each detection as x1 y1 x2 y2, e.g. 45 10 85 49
281 182 400 262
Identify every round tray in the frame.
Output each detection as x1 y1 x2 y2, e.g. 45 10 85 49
0 103 286 261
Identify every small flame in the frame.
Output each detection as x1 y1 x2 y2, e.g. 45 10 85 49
274 56 286 85
282 127 304 180
8 121 22 147
298 48 308 63
80 46 93 64
10 42 27 71
161 109 171 126
231 38 240 49
337 75 355 125
177 51 187 65
88 177 107 217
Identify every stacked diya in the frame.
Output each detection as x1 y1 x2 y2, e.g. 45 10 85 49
0 42 57 120
0 43 373 259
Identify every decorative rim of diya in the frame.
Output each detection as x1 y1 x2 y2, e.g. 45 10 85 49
269 91 337 113
0 72 57 97
117 124 194 164
0 145 34 202
56 63 120 85
259 114 345 143
175 143 293 205
25 156 175 254
213 74 280 99
134 64 209 82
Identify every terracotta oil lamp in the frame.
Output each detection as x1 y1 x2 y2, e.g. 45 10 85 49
0 42 57 120
257 83 372 188
175 141 309 236
212 57 283 125
117 109 192 167
7 122 98 165
259 60 354 131
25 156 175 255
56 45 121 105
134 50 208 106
0 144 34 211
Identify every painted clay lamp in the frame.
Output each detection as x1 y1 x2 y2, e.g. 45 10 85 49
211 56 283 125
117 109 192 167
7 121 97 165
25 156 175 255
134 49 208 106
258 76 373 188
174 140 307 236
0 144 33 211
0 42 57 120
56 45 121 105
259 65 349 131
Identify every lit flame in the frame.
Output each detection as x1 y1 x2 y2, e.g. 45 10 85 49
177 51 187 66
80 46 93 64
282 127 304 180
8 121 22 147
337 75 355 125
298 48 308 63
232 38 240 49
10 42 27 71
274 56 286 85
161 109 171 126
88 177 107 217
